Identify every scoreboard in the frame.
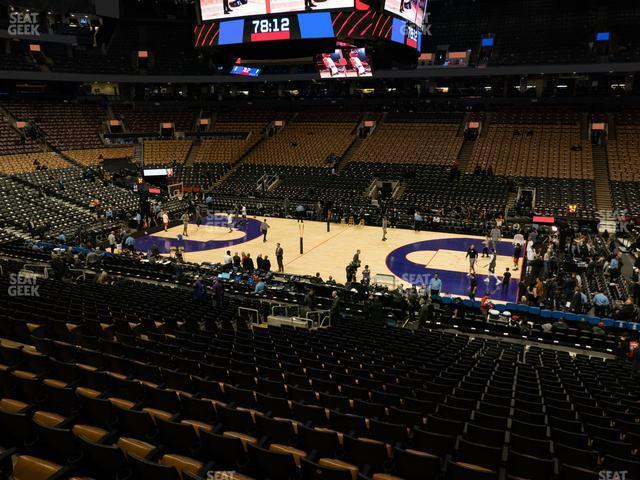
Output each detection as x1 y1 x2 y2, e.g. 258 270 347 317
198 0 353 22
194 10 423 49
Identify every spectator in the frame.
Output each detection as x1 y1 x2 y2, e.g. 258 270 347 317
193 276 204 301
330 291 341 326
592 290 610 317
614 298 637 321
211 278 224 307
254 278 266 294
107 231 117 254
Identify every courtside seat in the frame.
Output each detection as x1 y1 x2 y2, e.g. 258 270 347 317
301 457 355 480
447 460 498 479
10 455 69 480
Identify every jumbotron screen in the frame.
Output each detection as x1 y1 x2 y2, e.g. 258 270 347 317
384 0 427 26
194 11 422 49
199 0 353 22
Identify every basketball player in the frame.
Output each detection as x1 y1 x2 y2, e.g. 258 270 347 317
484 249 501 284
181 211 190 237
162 210 169 232
321 53 339 76
466 244 478 275
261 219 270 242
227 211 234 233
513 242 522 271
382 216 388 241
349 49 366 76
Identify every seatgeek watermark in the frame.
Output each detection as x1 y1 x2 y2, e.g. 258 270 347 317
7 274 40 297
8 11 40 36
599 471 629 480
399 12 432 36
207 472 239 480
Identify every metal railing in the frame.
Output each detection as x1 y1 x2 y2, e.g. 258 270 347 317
238 307 260 326
272 304 300 318
305 309 331 328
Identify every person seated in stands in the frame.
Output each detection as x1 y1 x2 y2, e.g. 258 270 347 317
96 270 109 285
254 277 266 294
57 232 66 243
552 318 569 331
86 247 102 268
592 290 610 317
607 253 622 278
232 252 241 268
310 272 323 284
592 321 606 335
326 275 336 285
614 298 637 321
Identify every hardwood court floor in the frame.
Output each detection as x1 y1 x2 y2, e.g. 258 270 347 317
138 215 523 301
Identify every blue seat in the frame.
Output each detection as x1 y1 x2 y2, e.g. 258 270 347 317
529 307 541 316
628 322 640 331
613 320 628 330
564 313 577 322
551 311 564 320
506 303 519 311
540 310 552 319
584 316 600 325
494 304 506 312
440 296 452 305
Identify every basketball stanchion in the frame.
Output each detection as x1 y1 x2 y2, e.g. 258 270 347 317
299 223 304 254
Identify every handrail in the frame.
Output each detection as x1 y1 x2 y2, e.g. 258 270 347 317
272 304 300 318
238 307 260 326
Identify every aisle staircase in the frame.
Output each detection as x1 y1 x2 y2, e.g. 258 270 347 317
456 140 476 172
592 145 612 212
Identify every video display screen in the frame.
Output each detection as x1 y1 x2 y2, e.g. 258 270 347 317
384 0 427 27
230 65 262 76
316 45 372 78
199 0 353 22
390 17 422 49
196 12 336 46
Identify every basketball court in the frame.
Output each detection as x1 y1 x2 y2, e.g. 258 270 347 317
135 215 523 302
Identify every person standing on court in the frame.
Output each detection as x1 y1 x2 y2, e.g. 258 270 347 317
241 205 247 225
162 210 169 232
261 219 270 242
275 243 284 272
490 225 502 252
382 216 388 241
181 210 190 237
429 272 442 297
469 273 478 301
466 244 478 275
227 210 234 233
